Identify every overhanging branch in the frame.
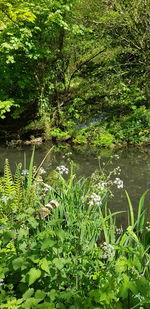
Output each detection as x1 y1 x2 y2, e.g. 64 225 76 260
67 48 106 93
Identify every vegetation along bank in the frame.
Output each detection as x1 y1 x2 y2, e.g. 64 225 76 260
0 0 150 146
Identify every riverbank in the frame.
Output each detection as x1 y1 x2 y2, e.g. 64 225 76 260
0 103 150 147
1 119 150 149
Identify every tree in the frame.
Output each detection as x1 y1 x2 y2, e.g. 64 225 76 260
0 0 149 127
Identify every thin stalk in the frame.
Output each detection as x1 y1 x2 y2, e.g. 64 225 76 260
34 146 54 178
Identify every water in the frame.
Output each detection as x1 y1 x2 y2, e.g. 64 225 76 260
0 143 150 224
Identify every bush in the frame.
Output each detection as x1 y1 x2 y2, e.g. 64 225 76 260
108 106 150 144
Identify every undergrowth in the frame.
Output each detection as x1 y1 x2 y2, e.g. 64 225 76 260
0 150 150 308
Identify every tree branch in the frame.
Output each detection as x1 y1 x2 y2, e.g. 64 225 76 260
0 7 19 27
67 48 106 94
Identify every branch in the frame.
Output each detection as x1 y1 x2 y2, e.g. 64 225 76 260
0 8 19 27
67 49 106 93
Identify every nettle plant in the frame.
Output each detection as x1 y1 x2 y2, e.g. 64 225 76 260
0 150 150 309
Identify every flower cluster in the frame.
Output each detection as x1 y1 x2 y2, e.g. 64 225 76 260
134 293 145 303
89 193 102 206
114 177 123 189
116 226 123 235
21 169 29 176
39 167 46 175
113 166 121 175
35 176 43 183
56 165 69 175
96 181 107 191
146 222 150 232
43 183 52 192
102 242 115 259
114 154 120 160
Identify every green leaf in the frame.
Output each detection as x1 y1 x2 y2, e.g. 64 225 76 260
35 289 46 301
137 190 149 233
37 303 55 309
23 298 38 308
41 239 55 250
12 257 24 270
18 228 28 241
27 146 35 190
40 258 50 274
29 255 39 264
127 226 139 243
115 257 128 273
23 288 34 300
53 258 65 270
119 274 130 298
125 191 134 227
48 289 57 301
28 217 38 229
28 268 41 286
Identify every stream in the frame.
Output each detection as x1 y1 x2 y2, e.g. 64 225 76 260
0 142 150 225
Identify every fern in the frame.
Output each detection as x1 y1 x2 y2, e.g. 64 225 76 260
0 177 5 195
14 166 23 211
4 159 15 197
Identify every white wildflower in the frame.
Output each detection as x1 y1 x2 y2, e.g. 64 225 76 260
96 181 107 191
113 166 121 175
146 222 150 231
114 177 123 189
39 167 46 175
89 193 102 206
56 165 69 175
35 176 43 183
21 169 29 176
134 293 145 302
116 226 123 235
102 242 115 259
0 279 4 286
116 166 121 173
114 154 120 160
43 183 52 192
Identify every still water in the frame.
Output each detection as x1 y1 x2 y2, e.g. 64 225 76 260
0 143 150 224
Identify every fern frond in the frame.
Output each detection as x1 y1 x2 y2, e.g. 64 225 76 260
0 178 5 195
4 159 15 196
14 166 23 210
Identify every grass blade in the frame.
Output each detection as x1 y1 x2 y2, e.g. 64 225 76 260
125 190 134 228
136 190 149 233
27 146 35 190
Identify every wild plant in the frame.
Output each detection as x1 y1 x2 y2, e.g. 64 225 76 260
126 189 150 244
0 147 53 224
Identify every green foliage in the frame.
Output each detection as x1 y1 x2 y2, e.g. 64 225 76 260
72 123 115 148
0 0 149 144
0 153 150 308
0 99 17 119
108 106 150 145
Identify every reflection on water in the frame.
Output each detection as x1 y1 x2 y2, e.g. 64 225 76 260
0 143 150 225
